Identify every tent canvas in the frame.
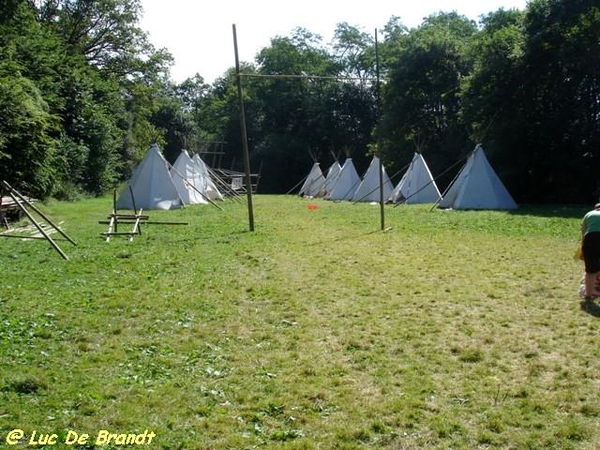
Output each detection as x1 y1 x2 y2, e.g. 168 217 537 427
327 158 361 201
352 156 393 202
390 153 441 204
299 162 326 197
438 144 517 210
324 161 342 197
116 144 183 210
192 154 224 201
170 150 208 205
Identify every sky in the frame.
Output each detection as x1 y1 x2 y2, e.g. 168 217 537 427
139 0 529 84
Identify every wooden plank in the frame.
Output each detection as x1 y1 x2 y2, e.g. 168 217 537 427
129 208 143 241
107 214 150 220
143 221 188 225
105 215 115 242
0 234 50 240
99 220 188 225
5 189 69 260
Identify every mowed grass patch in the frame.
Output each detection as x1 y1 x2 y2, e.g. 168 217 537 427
0 195 597 449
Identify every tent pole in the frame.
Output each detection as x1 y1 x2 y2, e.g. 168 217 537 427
428 155 467 211
205 166 244 203
128 184 138 216
286 174 309 196
166 159 224 210
233 24 255 232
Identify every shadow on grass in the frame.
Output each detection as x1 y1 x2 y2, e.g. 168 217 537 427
509 204 588 219
580 298 600 317
308 227 392 246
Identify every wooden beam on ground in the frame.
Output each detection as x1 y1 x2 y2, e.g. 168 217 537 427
107 214 150 220
142 221 188 225
3 181 76 246
4 186 69 260
0 234 52 240
99 220 188 225
101 202 188 241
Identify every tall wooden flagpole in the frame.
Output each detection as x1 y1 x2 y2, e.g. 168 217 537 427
232 24 255 232
375 29 385 231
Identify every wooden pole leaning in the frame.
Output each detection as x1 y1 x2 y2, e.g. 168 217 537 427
233 23 255 232
130 208 143 242
204 166 244 203
5 193 66 260
129 184 138 217
3 181 76 246
1 180 74 260
165 161 224 211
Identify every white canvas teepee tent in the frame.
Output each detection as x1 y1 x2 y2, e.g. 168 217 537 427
352 156 393 202
390 153 441 204
170 150 208 205
116 144 183 210
192 154 224 201
328 158 361 201
438 144 517 210
299 162 326 197
324 161 342 197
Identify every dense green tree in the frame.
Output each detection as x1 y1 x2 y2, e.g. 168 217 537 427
460 8 526 197
0 0 173 198
176 75 210 115
0 1 64 197
379 12 477 186
518 0 600 202
33 0 172 78
167 74 218 152
192 65 263 175
332 22 375 81
1 0 598 203
0 69 61 197
150 91 195 164
58 67 125 195
251 28 375 192
0 1 67 115
252 30 336 191
118 74 168 168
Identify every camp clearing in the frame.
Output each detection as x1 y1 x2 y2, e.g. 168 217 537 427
232 24 387 231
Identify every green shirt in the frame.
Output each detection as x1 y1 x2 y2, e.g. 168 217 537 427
582 209 600 235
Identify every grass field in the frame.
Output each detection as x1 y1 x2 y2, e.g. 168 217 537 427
0 195 597 449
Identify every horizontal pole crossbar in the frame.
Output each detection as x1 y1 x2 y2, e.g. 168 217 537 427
238 73 375 82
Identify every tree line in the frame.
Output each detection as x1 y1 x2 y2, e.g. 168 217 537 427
1 0 598 204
